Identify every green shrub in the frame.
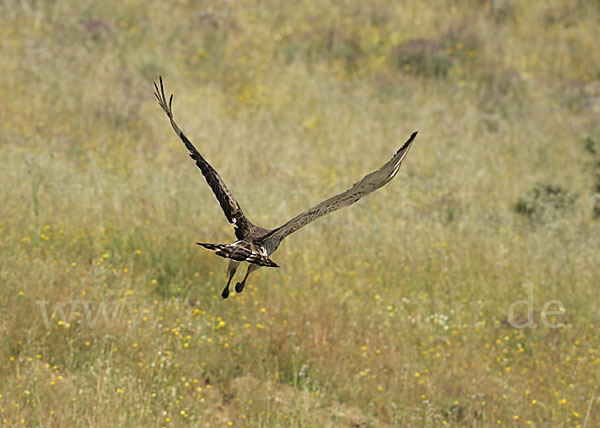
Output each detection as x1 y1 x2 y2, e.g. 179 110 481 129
392 38 452 78
515 183 578 222
582 135 598 155
594 194 600 218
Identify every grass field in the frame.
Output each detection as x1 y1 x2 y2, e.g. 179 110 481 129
1 0 600 426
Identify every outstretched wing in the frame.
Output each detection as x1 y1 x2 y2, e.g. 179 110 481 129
154 76 251 239
263 132 417 245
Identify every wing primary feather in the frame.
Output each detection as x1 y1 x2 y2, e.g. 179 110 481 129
263 131 417 245
154 76 251 238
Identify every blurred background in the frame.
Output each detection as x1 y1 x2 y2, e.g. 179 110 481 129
1 0 599 426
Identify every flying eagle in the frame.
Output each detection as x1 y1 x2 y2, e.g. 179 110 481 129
154 77 417 299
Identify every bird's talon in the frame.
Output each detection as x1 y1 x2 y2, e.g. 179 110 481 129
235 282 245 293
221 287 230 299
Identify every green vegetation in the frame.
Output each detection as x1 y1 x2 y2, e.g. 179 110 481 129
1 0 600 426
515 183 578 224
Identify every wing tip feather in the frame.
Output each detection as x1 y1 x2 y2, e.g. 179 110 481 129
398 131 418 153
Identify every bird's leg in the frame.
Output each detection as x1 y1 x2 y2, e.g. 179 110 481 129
221 274 234 299
235 264 261 294
222 260 240 299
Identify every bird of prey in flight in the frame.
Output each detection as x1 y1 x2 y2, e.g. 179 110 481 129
154 77 417 299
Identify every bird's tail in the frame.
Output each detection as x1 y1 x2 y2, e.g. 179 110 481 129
197 241 279 268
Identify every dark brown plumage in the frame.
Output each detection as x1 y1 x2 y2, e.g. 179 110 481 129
154 76 417 299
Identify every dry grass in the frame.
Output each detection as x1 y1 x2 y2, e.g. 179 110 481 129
1 0 600 426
